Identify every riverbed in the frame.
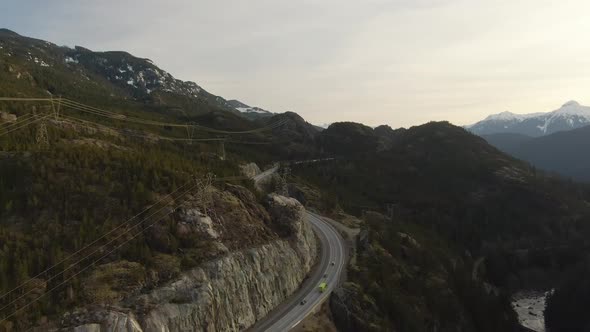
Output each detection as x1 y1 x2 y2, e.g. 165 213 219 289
511 291 549 332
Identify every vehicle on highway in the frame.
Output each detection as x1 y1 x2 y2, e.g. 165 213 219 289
318 282 327 293
330 261 335 266
300 299 307 305
323 273 327 278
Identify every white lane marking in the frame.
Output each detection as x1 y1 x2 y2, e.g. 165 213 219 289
291 320 302 328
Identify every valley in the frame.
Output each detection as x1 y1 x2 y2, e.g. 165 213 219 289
1 27 590 332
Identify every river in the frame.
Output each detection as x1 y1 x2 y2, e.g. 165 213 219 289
511 291 551 332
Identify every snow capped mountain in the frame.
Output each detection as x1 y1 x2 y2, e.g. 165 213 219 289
467 101 590 137
65 47 210 100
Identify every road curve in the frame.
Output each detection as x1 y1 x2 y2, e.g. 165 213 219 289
252 165 279 183
250 211 346 332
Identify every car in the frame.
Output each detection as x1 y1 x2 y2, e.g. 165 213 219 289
330 261 335 266
323 273 327 278
300 299 307 305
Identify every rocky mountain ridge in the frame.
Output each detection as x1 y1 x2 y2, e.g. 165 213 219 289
0 28 273 121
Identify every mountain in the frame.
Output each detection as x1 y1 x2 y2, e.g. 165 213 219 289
296 121 590 331
483 125 590 181
467 101 590 137
0 28 266 122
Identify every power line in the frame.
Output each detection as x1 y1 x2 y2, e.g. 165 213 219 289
0 114 36 130
0 180 193 302
58 113 275 146
0 182 198 320
0 113 44 132
0 115 50 138
58 114 227 142
0 97 288 134
0 97 288 143
0 172 248 317
0 189 196 325
58 98 288 134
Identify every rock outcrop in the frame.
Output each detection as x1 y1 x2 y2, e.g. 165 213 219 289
239 163 261 178
0 111 17 123
61 194 318 332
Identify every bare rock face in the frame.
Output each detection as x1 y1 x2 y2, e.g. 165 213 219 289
0 111 17 123
239 163 261 178
61 194 318 332
176 208 219 240
266 194 306 237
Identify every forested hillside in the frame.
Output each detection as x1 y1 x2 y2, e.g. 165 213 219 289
0 28 329 330
293 121 590 331
484 126 590 182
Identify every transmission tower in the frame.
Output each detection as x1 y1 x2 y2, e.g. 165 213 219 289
185 122 195 145
36 123 49 148
195 173 215 215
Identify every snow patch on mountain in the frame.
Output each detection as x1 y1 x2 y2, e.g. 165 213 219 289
236 107 269 114
64 56 78 64
227 99 273 116
535 100 590 134
482 111 544 123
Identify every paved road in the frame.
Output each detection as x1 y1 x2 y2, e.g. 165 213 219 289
250 211 346 332
252 165 278 183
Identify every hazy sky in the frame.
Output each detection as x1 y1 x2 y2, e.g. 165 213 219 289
2 0 590 128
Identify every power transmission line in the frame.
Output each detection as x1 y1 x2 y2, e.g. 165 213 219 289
0 189 197 325
56 98 288 134
0 115 50 138
0 97 288 136
0 172 248 316
0 180 193 302
0 182 198 315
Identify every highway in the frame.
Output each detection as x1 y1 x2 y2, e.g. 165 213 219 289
249 165 346 332
252 165 279 183
251 211 346 332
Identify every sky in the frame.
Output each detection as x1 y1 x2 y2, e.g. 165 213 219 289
2 0 590 128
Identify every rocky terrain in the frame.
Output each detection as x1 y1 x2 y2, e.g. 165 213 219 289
54 194 317 332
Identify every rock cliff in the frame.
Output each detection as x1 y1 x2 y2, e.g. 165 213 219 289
60 194 318 332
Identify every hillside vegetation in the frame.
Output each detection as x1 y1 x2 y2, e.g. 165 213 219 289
293 121 590 331
484 126 590 182
3 29 590 331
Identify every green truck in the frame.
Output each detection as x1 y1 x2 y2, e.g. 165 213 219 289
318 282 327 293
